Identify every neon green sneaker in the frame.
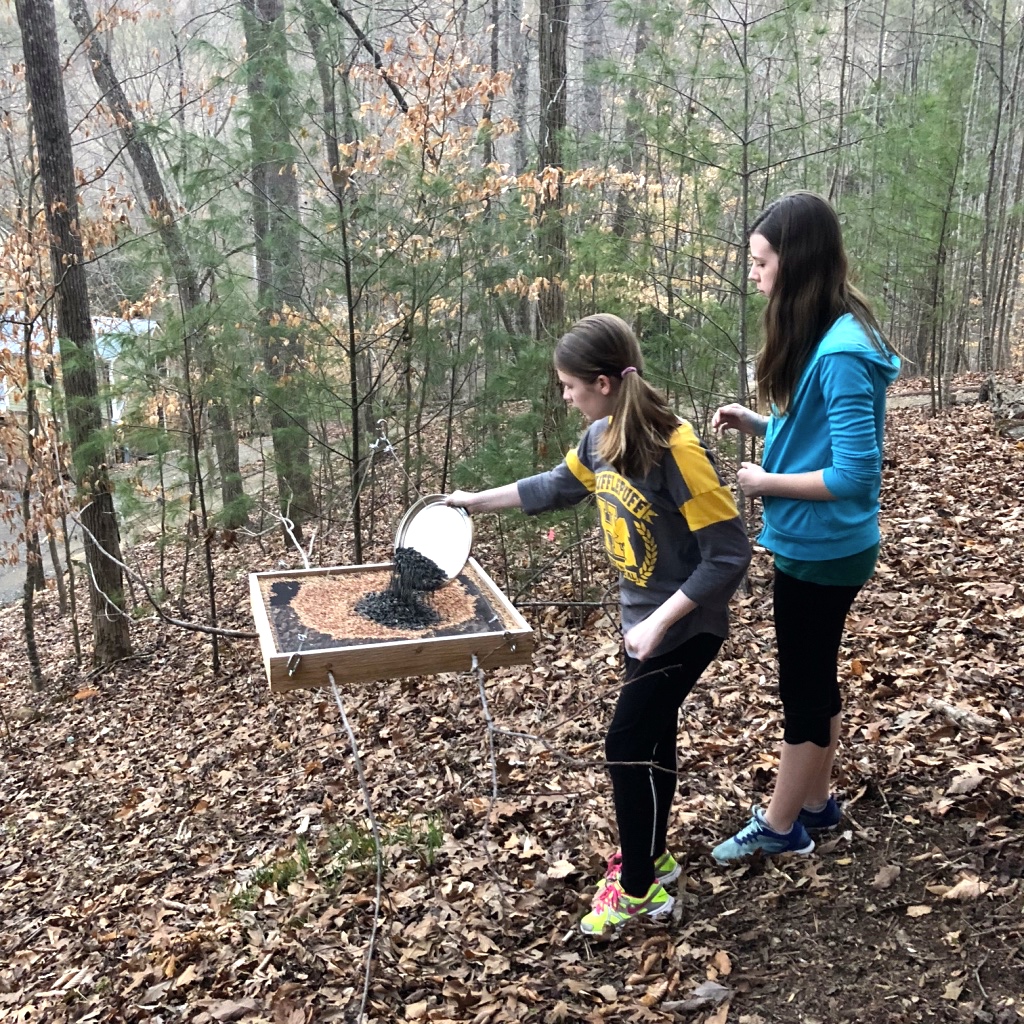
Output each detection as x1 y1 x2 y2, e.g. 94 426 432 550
580 880 674 936
603 851 681 887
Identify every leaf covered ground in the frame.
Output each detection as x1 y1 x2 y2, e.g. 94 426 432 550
1 384 1023 1024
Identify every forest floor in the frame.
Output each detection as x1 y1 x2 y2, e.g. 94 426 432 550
1 376 1023 1024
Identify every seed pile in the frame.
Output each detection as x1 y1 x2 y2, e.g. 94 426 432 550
391 546 448 592
355 546 449 629
257 562 516 651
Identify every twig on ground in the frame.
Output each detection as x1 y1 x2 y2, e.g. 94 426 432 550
468 656 515 911
473 655 499 800
328 672 383 1024
493 725 681 778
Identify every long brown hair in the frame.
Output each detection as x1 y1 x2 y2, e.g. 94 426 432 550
752 191 890 413
555 314 678 479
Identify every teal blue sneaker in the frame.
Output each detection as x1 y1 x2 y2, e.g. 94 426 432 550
798 796 842 832
712 807 815 864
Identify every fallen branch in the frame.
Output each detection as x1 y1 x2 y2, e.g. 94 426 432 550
924 697 999 732
71 510 259 639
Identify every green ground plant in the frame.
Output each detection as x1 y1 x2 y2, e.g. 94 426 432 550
230 815 445 910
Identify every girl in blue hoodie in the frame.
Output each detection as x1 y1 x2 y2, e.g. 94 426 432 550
711 191 900 863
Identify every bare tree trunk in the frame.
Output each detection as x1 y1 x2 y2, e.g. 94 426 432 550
928 131 963 413
580 0 604 157
68 0 245 529
948 4 986 369
22 333 54 602
995 144 1024 365
977 0 1007 373
15 0 131 664
828 3 849 202
510 0 530 179
400 330 413 509
243 0 316 543
537 0 569 443
612 19 649 241
510 0 532 337
301 1 367 560
862 0 889 259
483 0 500 169
20 328 43 688
52 440 82 661
20 488 44 689
990 16 1024 369
47 528 67 613
537 0 568 341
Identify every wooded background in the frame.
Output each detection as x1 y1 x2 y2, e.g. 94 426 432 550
3 6 1024 1020
2 0 1023 667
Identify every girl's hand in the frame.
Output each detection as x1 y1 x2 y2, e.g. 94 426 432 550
712 403 765 436
736 461 769 497
622 616 668 663
445 490 477 510
623 591 698 661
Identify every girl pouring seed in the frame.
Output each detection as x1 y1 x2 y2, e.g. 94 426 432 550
710 191 900 863
446 314 750 935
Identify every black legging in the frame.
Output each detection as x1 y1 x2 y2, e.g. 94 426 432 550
606 633 723 897
773 567 861 748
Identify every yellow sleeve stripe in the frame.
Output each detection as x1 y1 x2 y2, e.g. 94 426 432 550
670 422 740 530
670 421 719 493
683 487 741 531
566 448 596 492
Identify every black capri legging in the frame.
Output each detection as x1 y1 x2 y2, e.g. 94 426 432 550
605 633 723 897
773 567 862 748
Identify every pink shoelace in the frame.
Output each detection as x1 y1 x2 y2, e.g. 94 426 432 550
591 881 626 911
592 880 654 915
604 852 623 881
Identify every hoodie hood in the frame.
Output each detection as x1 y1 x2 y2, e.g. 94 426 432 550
817 313 901 384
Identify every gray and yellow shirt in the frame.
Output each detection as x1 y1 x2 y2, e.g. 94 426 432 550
517 418 751 658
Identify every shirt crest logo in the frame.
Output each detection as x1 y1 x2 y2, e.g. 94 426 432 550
595 472 657 587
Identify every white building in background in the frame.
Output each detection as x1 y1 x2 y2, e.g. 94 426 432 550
90 317 160 426
0 316 159 428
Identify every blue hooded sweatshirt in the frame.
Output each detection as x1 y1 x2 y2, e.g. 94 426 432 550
759 313 901 561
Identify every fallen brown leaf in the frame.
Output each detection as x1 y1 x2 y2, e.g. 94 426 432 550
871 864 901 889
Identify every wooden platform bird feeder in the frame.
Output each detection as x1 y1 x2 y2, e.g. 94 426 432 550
249 557 534 692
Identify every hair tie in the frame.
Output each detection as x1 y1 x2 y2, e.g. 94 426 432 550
620 366 638 378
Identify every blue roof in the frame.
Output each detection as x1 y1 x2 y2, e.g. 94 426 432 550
0 317 159 420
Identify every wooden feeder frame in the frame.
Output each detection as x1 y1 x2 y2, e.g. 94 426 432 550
250 557 534 692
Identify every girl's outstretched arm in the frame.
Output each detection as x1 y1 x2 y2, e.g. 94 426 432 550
446 484 523 513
